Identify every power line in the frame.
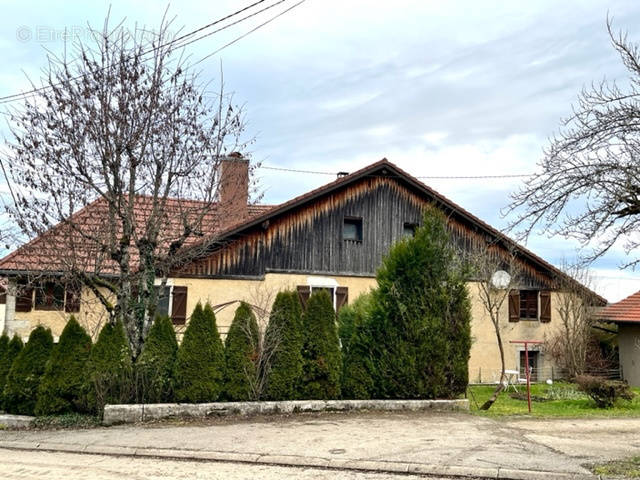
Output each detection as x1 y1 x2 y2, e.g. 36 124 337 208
192 0 307 67
258 164 535 179
0 0 286 105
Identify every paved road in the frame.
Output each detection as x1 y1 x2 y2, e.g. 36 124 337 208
0 449 456 480
1 411 639 478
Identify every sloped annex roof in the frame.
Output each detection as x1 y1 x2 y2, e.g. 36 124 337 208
0 197 273 275
598 290 640 324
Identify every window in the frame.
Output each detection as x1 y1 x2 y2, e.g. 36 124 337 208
298 278 348 312
34 282 65 311
151 284 188 325
403 222 418 237
154 286 172 317
519 290 538 320
519 350 539 382
343 217 363 242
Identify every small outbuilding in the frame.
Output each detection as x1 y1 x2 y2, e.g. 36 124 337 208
599 291 640 386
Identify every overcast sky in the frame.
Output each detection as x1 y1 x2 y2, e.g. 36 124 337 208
2 0 640 301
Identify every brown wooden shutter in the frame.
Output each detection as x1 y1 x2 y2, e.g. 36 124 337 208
64 286 81 313
15 286 33 313
297 285 311 310
540 291 551 323
171 286 188 325
508 290 520 322
336 286 348 312
0 289 6 304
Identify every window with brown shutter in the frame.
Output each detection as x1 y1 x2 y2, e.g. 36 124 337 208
64 286 81 313
508 290 520 322
336 286 348 312
15 284 33 313
171 286 188 325
519 290 538 320
540 291 551 323
297 285 311 309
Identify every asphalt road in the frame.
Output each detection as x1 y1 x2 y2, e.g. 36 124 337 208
0 449 457 480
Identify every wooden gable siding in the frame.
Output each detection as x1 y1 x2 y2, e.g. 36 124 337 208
177 176 553 289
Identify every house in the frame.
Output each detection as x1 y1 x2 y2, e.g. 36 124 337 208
598 291 640 386
0 157 604 382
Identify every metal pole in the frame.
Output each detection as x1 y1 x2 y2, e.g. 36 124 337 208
525 342 531 413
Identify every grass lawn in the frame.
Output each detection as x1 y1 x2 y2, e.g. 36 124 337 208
592 456 640 478
467 382 640 418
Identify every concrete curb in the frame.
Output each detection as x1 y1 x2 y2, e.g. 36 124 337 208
0 414 35 428
0 440 602 480
103 399 469 425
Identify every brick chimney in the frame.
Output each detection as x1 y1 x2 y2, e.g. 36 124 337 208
219 152 249 227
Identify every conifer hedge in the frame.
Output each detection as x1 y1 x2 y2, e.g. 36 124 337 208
264 291 304 401
35 316 92 415
0 334 22 396
3 326 53 415
224 302 259 401
367 209 472 399
86 320 133 414
174 302 225 402
135 315 178 403
301 290 342 400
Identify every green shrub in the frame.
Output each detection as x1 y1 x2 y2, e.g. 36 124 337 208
368 209 472 399
135 315 178 403
301 290 342 400
264 291 304 401
224 302 260 401
3 326 54 415
0 334 23 397
35 316 92 416
174 302 225 402
339 293 376 399
576 375 635 408
86 320 133 414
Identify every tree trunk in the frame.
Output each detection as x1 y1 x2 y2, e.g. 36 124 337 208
480 317 506 410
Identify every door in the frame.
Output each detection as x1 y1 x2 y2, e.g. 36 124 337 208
519 350 539 382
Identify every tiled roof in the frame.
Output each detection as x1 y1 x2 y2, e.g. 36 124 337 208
598 290 640 323
0 197 273 275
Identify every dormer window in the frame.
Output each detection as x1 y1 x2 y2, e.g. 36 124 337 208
403 222 418 237
343 217 363 242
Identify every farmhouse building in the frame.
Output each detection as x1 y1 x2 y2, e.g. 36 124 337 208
0 158 604 383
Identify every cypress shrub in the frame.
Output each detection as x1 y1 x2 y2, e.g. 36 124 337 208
368 209 472 399
35 316 92 415
135 315 178 403
0 335 24 397
264 291 304 400
3 326 54 415
174 302 225 403
301 290 342 399
224 302 259 401
339 293 376 399
86 320 133 414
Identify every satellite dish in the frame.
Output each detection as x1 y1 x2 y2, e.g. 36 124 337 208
491 270 511 289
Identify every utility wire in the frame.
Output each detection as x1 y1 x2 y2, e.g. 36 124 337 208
0 0 287 105
258 164 535 180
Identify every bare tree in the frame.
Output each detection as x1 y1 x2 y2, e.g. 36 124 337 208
468 245 521 410
2 15 248 357
507 19 640 268
545 263 598 378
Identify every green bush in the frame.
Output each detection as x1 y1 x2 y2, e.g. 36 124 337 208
224 302 260 401
35 316 92 415
301 290 342 400
264 291 304 401
0 334 23 397
576 375 635 408
368 209 472 399
3 326 54 415
174 302 225 403
86 320 133 414
135 315 178 403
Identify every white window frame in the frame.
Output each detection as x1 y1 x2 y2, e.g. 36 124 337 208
154 279 174 317
306 276 339 310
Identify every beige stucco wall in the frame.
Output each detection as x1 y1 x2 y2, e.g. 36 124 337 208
4 274 567 383
172 273 377 336
467 282 563 383
618 324 640 387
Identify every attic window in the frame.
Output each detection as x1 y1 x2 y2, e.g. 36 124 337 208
343 217 363 242
403 222 418 237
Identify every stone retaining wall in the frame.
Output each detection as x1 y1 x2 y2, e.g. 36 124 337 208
103 399 469 425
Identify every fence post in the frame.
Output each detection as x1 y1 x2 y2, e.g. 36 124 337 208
551 366 554 382
479 367 482 384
